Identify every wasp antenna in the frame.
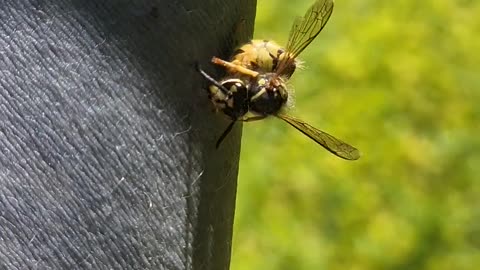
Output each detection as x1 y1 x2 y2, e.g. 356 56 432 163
215 121 236 148
196 64 231 95
194 61 202 72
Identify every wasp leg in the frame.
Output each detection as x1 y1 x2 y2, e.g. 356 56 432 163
211 57 259 78
216 121 236 148
249 88 267 102
241 116 266 122
196 62 231 95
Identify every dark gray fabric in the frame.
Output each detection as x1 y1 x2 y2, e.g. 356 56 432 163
0 0 255 269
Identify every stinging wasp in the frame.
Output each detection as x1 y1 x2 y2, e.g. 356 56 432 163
198 0 360 160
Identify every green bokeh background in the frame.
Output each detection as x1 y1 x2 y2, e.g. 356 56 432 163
231 0 480 269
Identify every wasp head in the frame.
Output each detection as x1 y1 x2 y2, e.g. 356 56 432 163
208 78 250 120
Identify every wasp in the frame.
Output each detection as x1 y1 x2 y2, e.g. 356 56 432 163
198 0 360 160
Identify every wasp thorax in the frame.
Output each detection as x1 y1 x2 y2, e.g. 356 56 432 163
277 51 297 78
248 73 288 115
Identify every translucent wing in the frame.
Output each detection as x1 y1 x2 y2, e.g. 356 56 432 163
287 0 334 57
276 0 334 75
276 113 360 160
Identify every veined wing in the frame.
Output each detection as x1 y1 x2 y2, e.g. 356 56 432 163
276 0 334 75
276 113 360 160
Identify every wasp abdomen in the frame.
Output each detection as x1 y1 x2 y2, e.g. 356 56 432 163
231 40 296 77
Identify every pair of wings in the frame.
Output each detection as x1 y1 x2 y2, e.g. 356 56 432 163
276 0 334 75
276 0 360 160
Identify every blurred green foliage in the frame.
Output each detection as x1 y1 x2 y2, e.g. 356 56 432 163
231 0 480 269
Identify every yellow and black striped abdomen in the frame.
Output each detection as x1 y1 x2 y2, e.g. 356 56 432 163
230 40 294 75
